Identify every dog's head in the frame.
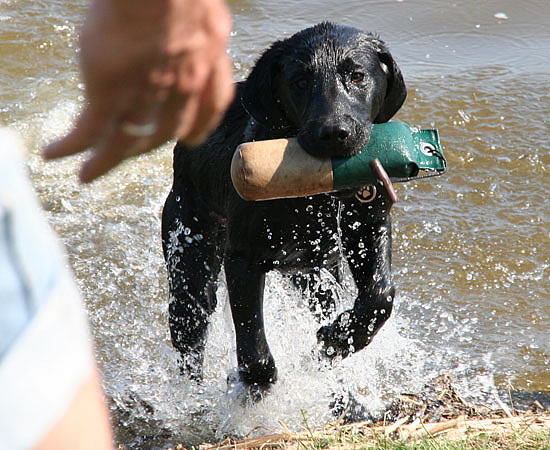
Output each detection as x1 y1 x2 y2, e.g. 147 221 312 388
242 22 407 158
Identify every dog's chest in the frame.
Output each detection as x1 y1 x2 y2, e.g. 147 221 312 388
256 195 343 270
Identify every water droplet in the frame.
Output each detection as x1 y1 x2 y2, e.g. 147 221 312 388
458 109 471 123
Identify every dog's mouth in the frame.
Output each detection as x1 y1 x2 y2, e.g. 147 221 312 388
296 123 370 159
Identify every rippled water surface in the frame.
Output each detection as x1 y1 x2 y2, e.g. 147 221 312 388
1 0 549 448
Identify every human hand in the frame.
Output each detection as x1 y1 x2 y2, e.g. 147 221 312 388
43 0 235 182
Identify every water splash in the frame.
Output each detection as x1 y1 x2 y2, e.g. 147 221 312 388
90 261 501 448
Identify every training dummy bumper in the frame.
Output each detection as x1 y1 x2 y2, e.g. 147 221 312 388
231 122 446 201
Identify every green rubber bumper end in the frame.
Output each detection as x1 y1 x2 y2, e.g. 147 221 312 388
332 122 447 190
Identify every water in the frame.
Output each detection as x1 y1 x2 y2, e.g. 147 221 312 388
1 0 549 448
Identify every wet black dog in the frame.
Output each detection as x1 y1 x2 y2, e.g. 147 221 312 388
162 22 407 392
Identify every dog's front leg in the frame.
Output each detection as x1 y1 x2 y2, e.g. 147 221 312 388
317 213 395 359
162 189 223 380
224 252 278 388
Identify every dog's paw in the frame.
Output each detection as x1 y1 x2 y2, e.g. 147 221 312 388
226 369 274 406
316 323 355 360
330 391 376 424
177 352 204 382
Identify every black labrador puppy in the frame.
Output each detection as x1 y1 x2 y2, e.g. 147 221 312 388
162 22 407 391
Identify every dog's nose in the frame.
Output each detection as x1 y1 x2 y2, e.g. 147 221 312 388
318 124 350 143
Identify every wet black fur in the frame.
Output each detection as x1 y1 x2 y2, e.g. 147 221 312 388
161 22 407 389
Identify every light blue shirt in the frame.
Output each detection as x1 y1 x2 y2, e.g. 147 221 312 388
0 128 95 450
0 129 59 359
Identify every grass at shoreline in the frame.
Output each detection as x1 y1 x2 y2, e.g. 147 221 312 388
195 413 550 449
190 375 550 450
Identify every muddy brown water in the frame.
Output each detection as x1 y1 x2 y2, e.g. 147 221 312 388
1 0 548 448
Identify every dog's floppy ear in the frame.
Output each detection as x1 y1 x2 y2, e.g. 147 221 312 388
241 41 287 129
374 49 407 123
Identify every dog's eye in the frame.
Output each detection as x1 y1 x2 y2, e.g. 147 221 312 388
351 72 365 83
294 78 309 89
